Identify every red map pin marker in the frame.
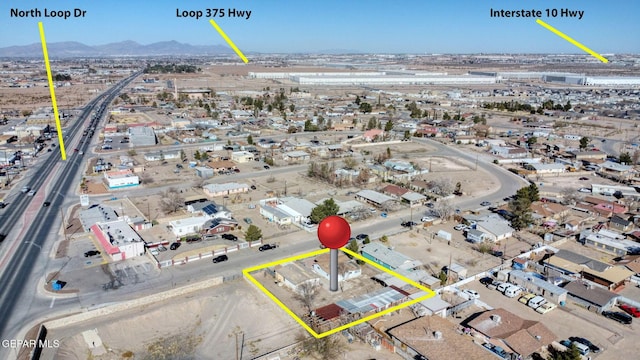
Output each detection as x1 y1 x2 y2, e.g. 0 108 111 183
318 216 351 292
317 215 351 249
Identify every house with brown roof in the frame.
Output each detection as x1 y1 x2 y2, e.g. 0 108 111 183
466 308 556 359
388 315 496 360
380 184 410 198
615 254 640 275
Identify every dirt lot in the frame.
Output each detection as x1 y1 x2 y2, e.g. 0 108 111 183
47 278 386 360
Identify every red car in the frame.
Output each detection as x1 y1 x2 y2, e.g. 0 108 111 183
620 303 640 317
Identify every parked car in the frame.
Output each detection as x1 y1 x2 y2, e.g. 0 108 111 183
84 250 100 257
602 310 633 324
212 254 229 263
250 185 257 190
480 201 491 206
578 188 591 193
462 289 479 299
518 293 536 305
355 233 369 241
401 221 417 228
479 277 493 286
157 245 168 252
244 217 252 224
535 302 557 314
454 224 466 231
568 336 601 353
203 234 220 241
259 244 278 251
619 303 640 317
169 242 181 250
185 236 202 243
263 165 270 170
527 296 547 309
579 177 589 180
221 234 238 241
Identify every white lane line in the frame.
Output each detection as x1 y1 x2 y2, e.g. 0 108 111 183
49 297 56 308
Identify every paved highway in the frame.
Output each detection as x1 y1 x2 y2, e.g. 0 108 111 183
0 71 141 350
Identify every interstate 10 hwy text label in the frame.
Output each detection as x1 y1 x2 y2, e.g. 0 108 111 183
490 8 584 19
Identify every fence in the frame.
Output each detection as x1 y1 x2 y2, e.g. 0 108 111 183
155 240 263 268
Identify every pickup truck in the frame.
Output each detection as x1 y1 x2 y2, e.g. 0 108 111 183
259 244 278 252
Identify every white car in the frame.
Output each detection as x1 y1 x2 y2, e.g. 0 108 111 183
462 289 480 299
27 190 36 196
578 188 591 193
454 224 466 231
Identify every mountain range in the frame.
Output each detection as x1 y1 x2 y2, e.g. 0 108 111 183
0 40 235 57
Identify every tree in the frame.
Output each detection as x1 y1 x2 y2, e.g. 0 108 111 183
245 224 262 242
354 95 361 105
309 198 339 223
359 102 372 113
294 282 318 313
343 157 357 169
384 119 394 132
560 187 582 205
434 199 454 221
247 134 254 145
454 182 462 196
546 343 582 360
509 185 538 230
579 136 590 150
160 187 185 214
527 136 537 147
619 152 632 164
295 333 345 360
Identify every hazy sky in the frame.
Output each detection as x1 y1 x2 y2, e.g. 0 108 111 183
1 0 638 54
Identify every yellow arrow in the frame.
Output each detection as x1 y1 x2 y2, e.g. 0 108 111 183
209 19 248 63
536 19 608 63
39 22 68 160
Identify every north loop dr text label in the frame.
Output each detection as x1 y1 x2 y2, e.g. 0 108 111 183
176 8 251 20
490 8 584 19
10 8 87 19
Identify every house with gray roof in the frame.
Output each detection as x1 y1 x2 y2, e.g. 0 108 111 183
355 189 394 208
563 280 619 312
476 214 514 242
360 242 422 271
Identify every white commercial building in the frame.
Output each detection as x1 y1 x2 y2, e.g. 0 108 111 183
90 220 146 261
103 170 139 189
169 216 209 237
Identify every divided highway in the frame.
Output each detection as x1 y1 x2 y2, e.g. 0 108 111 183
0 71 141 343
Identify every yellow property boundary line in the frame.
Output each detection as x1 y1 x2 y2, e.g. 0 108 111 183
243 247 435 338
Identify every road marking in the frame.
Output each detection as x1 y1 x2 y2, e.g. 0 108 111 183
536 19 608 63
49 297 55 308
209 19 248 63
38 22 68 159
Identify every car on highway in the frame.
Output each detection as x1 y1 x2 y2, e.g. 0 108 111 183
602 310 632 324
221 234 238 241
84 250 100 257
568 336 601 353
259 244 278 251
169 242 181 250
21 186 30 193
0 202 6 209
27 190 36 196
212 254 229 263
43 201 51 207
480 201 491 206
